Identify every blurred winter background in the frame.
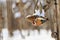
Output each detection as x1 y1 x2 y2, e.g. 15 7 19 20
1 28 55 40
0 0 56 40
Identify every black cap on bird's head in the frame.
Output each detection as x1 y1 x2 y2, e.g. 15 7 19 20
40 17 48 23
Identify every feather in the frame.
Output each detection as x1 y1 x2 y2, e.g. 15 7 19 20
26 15 39 23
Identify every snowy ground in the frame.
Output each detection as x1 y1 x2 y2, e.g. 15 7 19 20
0 28 55 40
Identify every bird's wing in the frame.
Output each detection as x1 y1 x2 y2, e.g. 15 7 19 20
26 15 39 23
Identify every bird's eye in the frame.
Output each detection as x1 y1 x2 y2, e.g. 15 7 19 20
41 20 46 23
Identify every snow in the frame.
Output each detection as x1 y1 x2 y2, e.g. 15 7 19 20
12 3 16 9
21 0 27 3
1 28 55 40
33 9 45 17
14 12 21 18
12 3 21 19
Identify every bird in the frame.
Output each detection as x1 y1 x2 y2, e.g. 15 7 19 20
25 1 48 26
33 16 48 26
26 14 48 26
